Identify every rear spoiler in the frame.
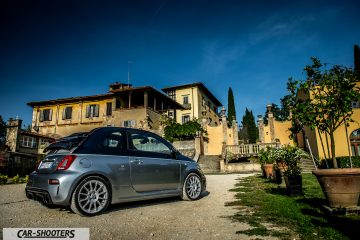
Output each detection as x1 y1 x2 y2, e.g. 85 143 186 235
43 133 88 153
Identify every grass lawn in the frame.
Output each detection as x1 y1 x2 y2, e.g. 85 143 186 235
226 173 360 240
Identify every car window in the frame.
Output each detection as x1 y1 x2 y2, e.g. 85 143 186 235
101 131 124 150
130 132 171 155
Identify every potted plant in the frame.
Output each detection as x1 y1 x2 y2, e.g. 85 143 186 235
258 147 275 179
282 146 309 196
269 147 287 183
286 57 360 207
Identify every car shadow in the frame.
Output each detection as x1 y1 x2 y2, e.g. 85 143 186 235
60 190 210 215
107 190 211 213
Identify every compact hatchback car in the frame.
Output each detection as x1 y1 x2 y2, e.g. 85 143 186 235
26 127 206 216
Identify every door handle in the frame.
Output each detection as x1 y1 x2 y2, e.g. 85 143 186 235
131 159 143 165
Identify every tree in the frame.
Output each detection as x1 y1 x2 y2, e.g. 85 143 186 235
354 44 360 79
164 119 204 142
241 108 257 143
263 96 291 124
227 87 236 122
0 115 6 147
286 57 360 168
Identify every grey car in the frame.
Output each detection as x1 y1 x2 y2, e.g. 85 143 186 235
25 127 206 216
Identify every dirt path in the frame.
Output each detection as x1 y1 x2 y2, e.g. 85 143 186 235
0 174 263 240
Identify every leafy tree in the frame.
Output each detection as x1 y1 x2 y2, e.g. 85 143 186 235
227 87 236 122
354 44 360 79
241 108 257 143
164 119 204 142
0 116 6 147
286 57 360 168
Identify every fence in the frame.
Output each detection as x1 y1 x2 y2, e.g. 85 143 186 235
224 143 280 164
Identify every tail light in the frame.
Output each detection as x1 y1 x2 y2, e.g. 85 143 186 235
56 155 77 171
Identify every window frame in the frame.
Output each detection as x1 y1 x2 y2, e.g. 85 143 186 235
182 114 191 124
106 102 112 116
39 109 52 122
86 104 99 118
183 95 189 104
127 130 174 159
62 106 72 120
20 135 37 148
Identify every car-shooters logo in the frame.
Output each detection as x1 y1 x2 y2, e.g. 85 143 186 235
3 228 89 240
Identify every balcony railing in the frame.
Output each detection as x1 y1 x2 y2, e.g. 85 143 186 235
182 103 191 110
224 143 280 163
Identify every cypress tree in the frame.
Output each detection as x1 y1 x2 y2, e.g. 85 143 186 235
354 44 360 79
227 87 236 122
241 108 258 143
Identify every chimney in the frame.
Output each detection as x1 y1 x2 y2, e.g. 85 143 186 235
6 118 23 152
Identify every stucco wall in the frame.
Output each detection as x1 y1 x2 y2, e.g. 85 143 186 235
31 97 157 138
314 108 360 159
205 125 224 155
174 87 198 123
273 120 294 146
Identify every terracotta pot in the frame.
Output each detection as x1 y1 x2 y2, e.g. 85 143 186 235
263 164 274 179
284 175 302 196
312 168 360 208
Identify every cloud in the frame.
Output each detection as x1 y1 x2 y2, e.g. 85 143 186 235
200 40 247 76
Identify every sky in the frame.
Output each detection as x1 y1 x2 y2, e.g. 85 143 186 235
1 0 360 127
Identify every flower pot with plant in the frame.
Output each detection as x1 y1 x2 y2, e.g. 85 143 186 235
282 146 309 196
258 147 275 179
269 147 287 184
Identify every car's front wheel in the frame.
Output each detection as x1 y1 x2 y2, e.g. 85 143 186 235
182 173 202 201
70 176 110 216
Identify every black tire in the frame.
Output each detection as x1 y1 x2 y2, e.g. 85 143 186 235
182 173 202 201
70 176 111 216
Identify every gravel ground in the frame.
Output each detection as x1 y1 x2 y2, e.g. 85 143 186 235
0 174 273 240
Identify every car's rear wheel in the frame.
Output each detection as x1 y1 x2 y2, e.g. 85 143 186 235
182 173 202 201
70 176 110 216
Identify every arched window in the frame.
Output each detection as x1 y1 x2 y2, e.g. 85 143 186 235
350 129 360 156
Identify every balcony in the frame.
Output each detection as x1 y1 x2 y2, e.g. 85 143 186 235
182 103 191 110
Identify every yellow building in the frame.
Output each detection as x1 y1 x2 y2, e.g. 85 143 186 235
296 81 360 159
257 105 294 146
259 81 360 159
27 83 184 138
162 82 222 126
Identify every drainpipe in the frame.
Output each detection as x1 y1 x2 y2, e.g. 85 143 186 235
191 87 194 120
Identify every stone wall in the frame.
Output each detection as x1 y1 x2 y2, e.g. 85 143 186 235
220 160 261 173
172 140 196 159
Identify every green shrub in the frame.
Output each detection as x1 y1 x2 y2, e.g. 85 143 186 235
0 174 8 184
164 119 205 142
12 174 20 184
319 156 360 169
258 147 274 165
22 175 29 183
19 175 29 183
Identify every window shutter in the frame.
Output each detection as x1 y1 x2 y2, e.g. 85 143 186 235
39 110 44 122
121 121 125 127
62 108 66 120
95 105 99 117
49 109 53 121
68 107 72 119
131 120 136 127
86 105 90 118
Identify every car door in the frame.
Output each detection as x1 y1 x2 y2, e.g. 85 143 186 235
76 129 132 200
128 130 180 193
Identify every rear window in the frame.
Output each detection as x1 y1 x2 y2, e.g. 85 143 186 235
101 132 123 149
